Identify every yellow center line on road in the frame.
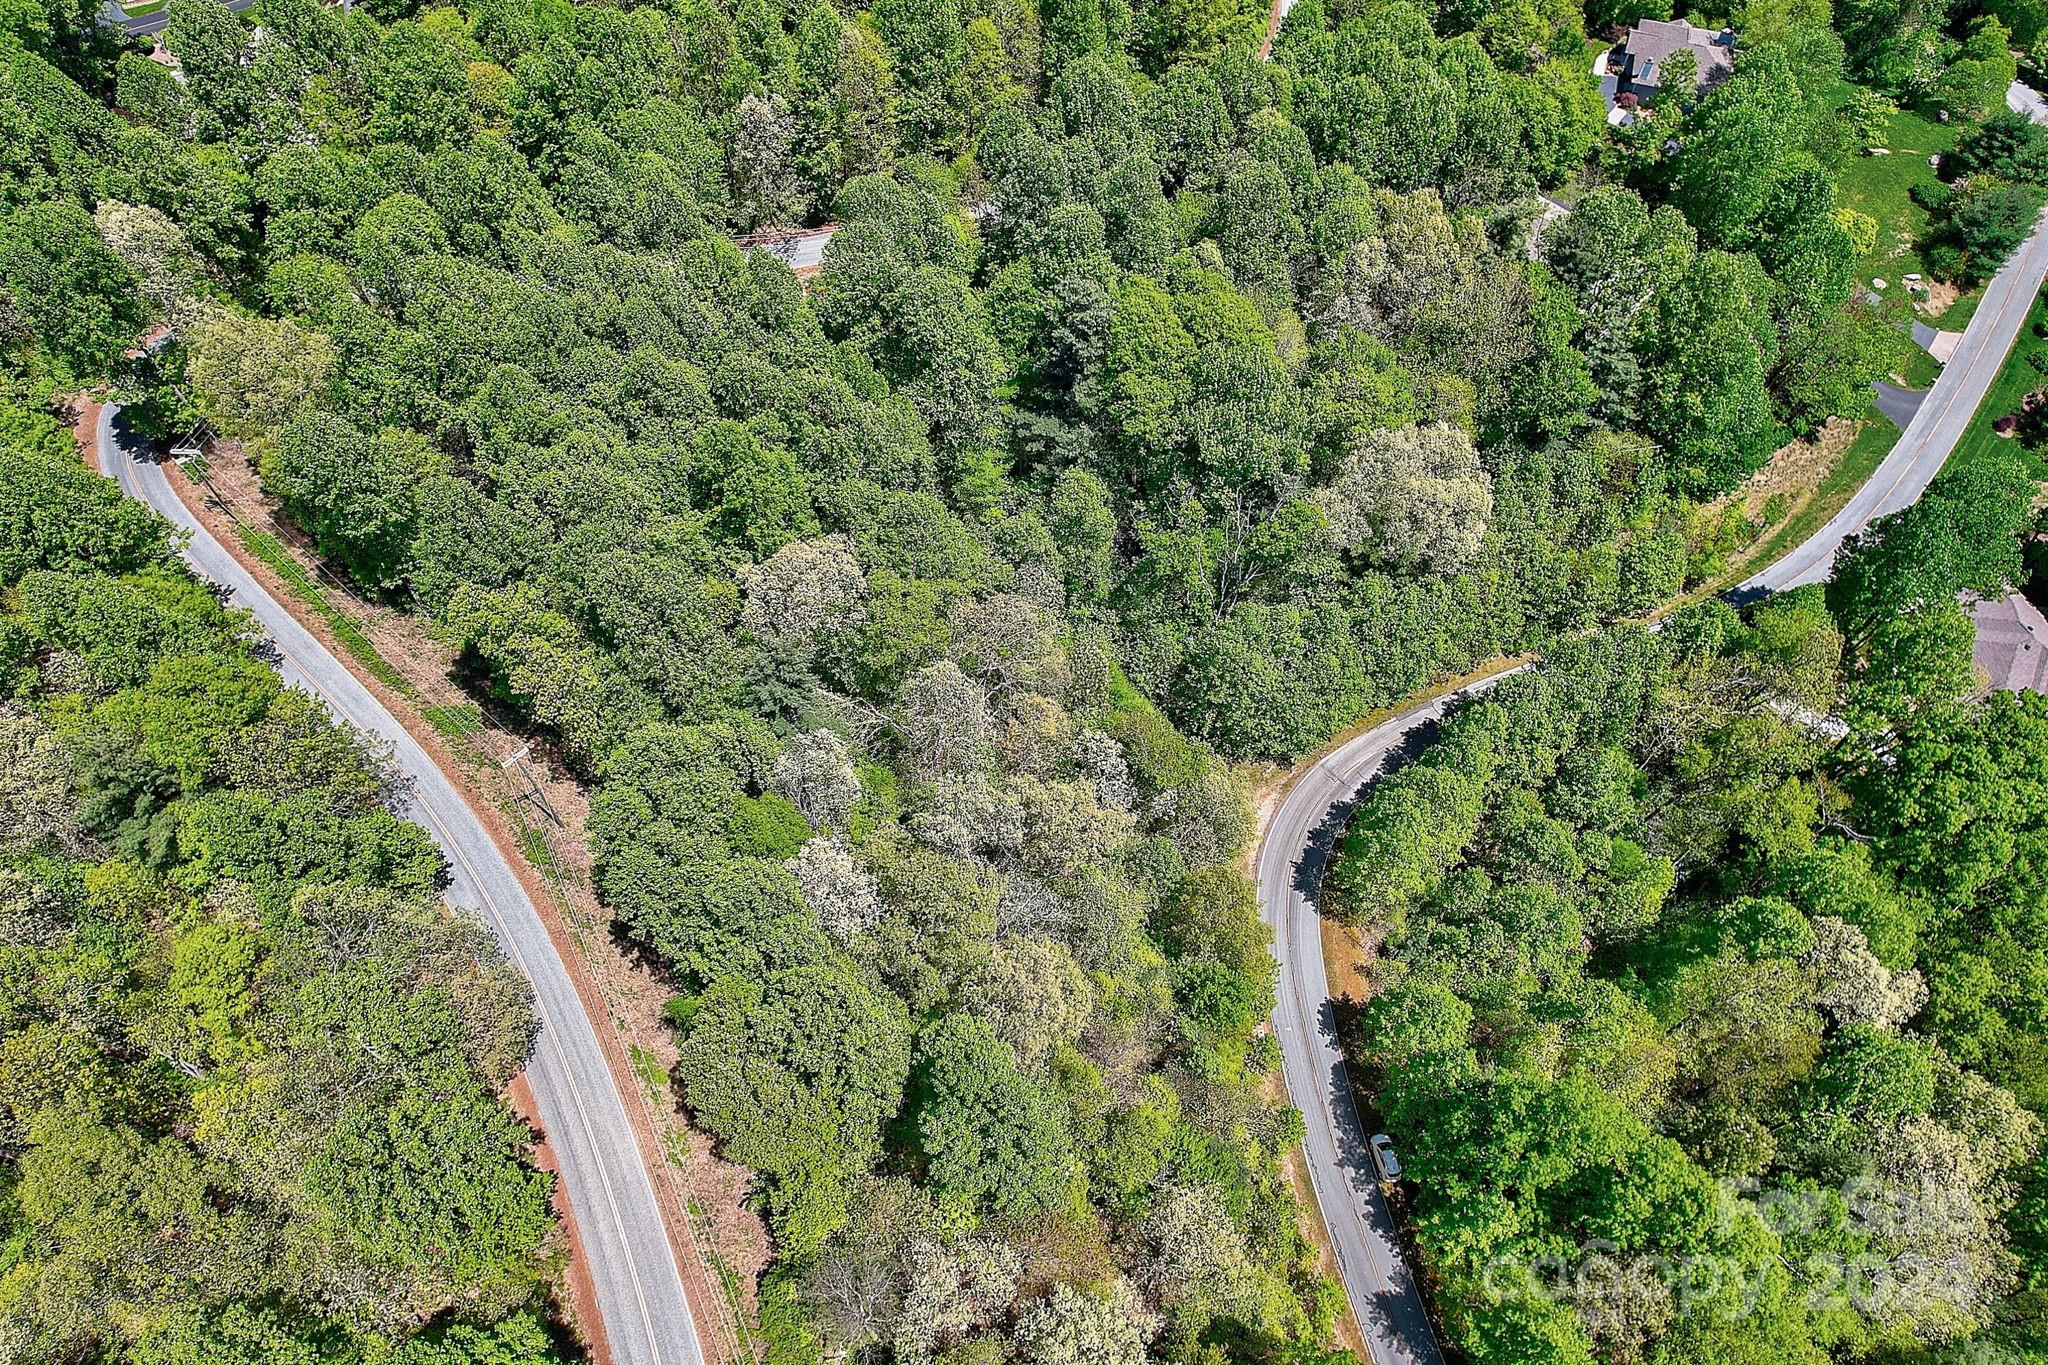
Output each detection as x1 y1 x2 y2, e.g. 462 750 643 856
124 436 678 1365
1777 217 2048 585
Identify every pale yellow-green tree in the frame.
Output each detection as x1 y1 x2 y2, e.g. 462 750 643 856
183 305 334 444
0 708 77 854
1319 422 1494 575
1011 1280 1155 1365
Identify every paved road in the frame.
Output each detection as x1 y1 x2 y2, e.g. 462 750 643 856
747 226 836 270
1741 190 2048 593
101 405 704 1365
1260 81 2048 1364
104 0 252 39
1257 707 1466 1365
742 203 988 269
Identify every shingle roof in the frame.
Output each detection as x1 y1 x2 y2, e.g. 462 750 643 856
1971 591 2048 694
1618 18 1734 90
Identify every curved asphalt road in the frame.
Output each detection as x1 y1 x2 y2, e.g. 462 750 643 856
102 404 704 1365
1741 169 2048 593
91 33 2043 1352
1260 85 2048 1364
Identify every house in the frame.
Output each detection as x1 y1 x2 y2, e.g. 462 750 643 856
1971 591 2048 693
1611 18 1735 100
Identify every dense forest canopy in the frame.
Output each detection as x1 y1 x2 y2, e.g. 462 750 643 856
0 427 566 1361
0 0 2043 1354
1333 456 2048 1362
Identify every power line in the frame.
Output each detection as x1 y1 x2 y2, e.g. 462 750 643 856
176 448 752 1365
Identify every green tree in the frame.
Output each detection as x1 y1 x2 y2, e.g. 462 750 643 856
1932 177 2048 282
307 1090 555 1302
1640 251 1781 495
676 962 913 1250
1834 0 1950 95
913 1013 1077 1215
1667 48 1805 246
0 199 140 380
871 0 968 150
1933 16 2018 122
261 411 439 592
1826 453 2034 650
1949 109 2048 184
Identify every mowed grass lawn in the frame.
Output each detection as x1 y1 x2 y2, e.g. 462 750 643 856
1836 108 1961 299
1950 287 2048 478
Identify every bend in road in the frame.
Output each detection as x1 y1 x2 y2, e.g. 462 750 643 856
1261 83 2048 1364
87 57 2048 1362
1257 696 1470 1365
1741 191 2048 594
102 404 704 1365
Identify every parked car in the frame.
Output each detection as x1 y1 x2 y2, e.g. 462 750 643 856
1369 1133 1403 1184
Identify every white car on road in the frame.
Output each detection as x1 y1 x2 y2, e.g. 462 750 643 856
1370 1133 1403 1184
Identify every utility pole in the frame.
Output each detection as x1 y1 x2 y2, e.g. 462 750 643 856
501 745 562 828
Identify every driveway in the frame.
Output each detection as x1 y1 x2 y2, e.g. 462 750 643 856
1873 380 1928 430
1260 78 2048 1364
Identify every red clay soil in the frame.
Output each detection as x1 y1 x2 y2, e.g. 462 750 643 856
1258 0 1288 58
85 422 768 1361
70 396 102 470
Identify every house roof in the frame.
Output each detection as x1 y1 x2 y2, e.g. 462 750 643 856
1619 18 1734 89
1971 591 2048 694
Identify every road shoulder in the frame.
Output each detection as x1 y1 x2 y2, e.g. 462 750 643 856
94 424 741 1364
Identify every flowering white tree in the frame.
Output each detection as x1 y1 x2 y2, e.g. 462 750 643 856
1318 422 1493 574
963 936 1093 1067
1149 767 1255 869
0 708 77 854
740 534 868 654
1137 1183 1266 1325
1014 775 1134 878
94 200 201 327
1860 1115 2028 1335
948 592 1067 697
1072 729 1135 813
908 771 1022 860
891 1236 1021 1365
773 729 863 829
789 835 883 943
898 661 991 779
1805 916 1927 1031
730 91 801 229
1011 1281 1155 1365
